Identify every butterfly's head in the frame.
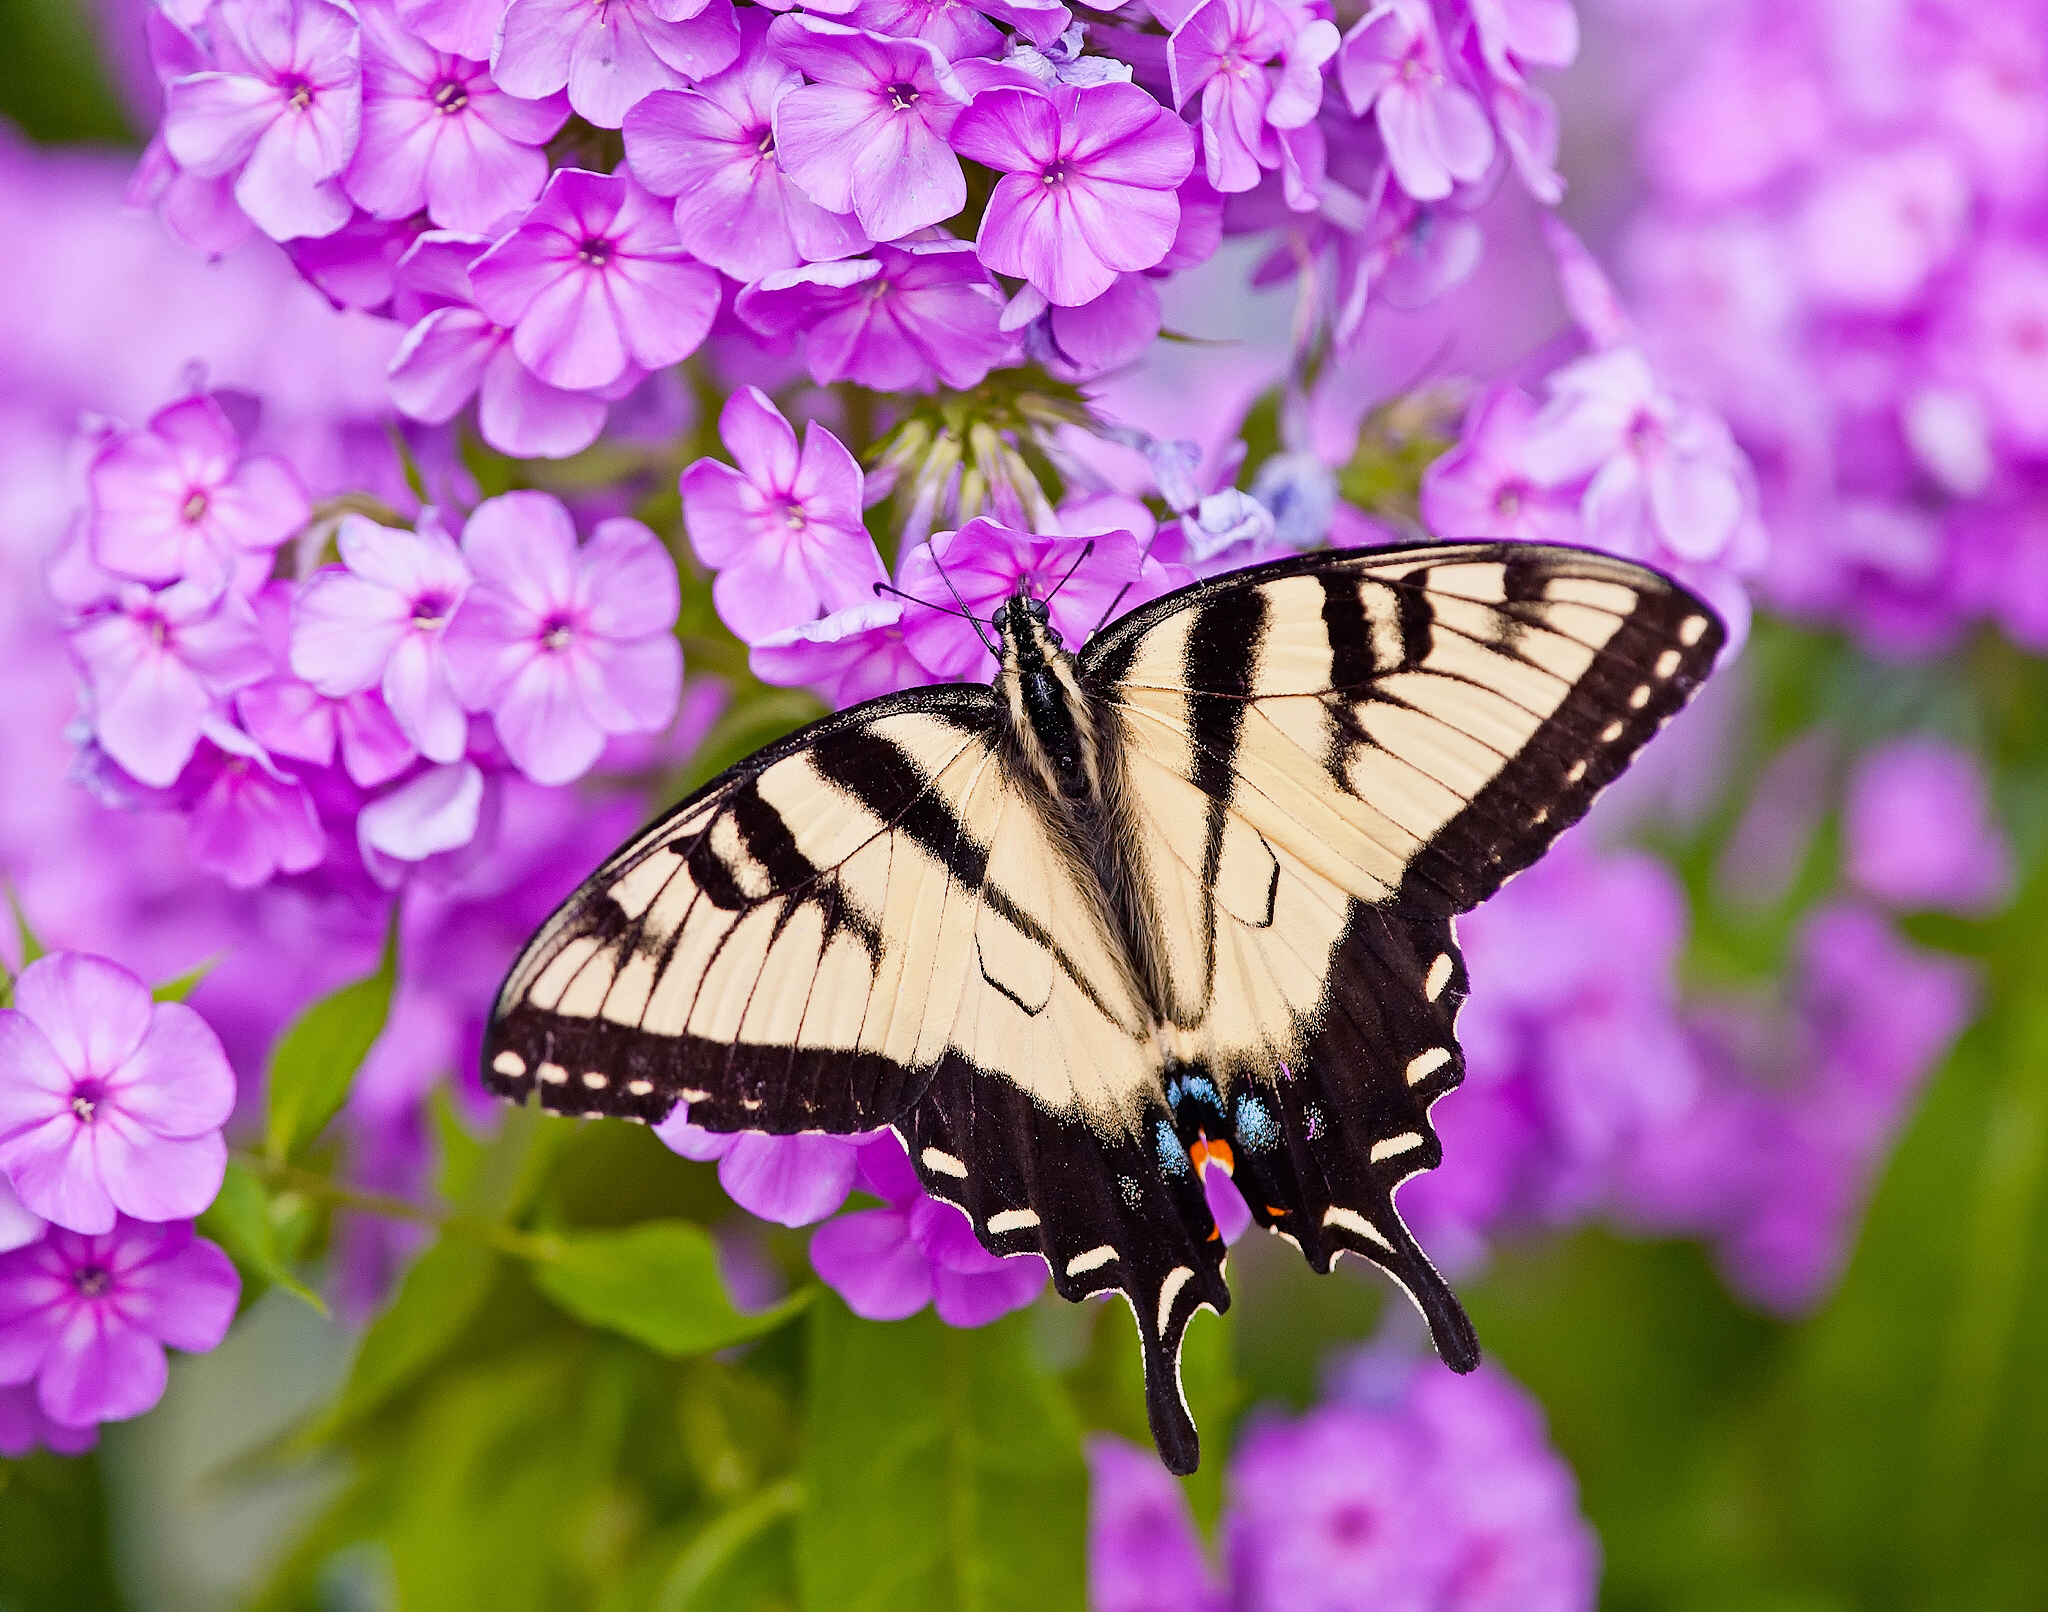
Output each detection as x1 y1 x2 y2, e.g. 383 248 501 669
995 587 1062 658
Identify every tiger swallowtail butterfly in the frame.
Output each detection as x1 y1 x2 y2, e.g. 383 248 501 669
480 540 1723 1473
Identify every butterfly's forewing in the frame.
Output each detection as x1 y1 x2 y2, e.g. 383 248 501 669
1083 542 1723 1366
483 688 1008 1130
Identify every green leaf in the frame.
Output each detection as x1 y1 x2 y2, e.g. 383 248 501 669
265 912 399 1164
196 1160 328 1316
530 1221 808 1356
152 955 219 1003
799 1297 1087 1612
653 1480 800 1612
302 1235 499 1445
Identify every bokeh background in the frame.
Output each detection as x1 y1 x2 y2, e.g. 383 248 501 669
4 0 2048 1607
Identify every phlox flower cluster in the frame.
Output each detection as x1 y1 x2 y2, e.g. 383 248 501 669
58 390 684 893
1615 0 2048 656
1091 1349 1599 1612
132 0 1585 460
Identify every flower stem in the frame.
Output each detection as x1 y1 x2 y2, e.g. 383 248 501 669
234 1152 561 1263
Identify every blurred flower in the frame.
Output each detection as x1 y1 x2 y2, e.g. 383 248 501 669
954 83 1193 307
1843 736 2012 916
0 1177 45 1257
766 17 970 243
161 0 363 241
1087 1433 1227 1612
0 1382 98 1457
0 1217 238 1429
291 512 474 765
1421 384 1582 545
87 393 310 590
181 735 327 887
470 168 721 392
345 3 570 236
443 491 683 786
622 18 870 282
809 1133 1046 1324
492 0 740 128
0 955 236 1235
680 387 886 643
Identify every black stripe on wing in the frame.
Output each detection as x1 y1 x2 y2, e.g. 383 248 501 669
902 1056 1230 1476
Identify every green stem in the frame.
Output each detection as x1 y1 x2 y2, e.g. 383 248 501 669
234 1152 560 1263
653 1479 801 1612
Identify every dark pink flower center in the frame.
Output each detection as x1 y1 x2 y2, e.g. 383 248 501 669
1494 480 1527 516
1327 1501 1377 1548
540 613 578 650
282 75 315 111
74 1265 112 1298
753 127 775 156
2012 314 2048 356
432 78 471 115
886 82 921 112
181 489 209 523
412 593 452 628
782 499 808 531
1042 159 1072 188
71 1080 104 1123
1627 411 1663 457
578 236 614 267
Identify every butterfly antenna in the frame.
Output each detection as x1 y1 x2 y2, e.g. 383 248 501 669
925 542 1001 655
1089 579 1138 639
1041 540 1094 607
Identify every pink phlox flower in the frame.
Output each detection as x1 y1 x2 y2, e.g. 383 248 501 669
0 956 237 1236
494 0 740 128
1467 0 1577 84
161 0 363 241
767 17 971 242
622 16 870 282
470 168 722 392
809 1134 1047 1325
736 238 1016 391
386 232 614 459
129 11 258 257
285 208 434 313
1844 737 2013 917
1088 1435 1227 1612
238 583 417 788
0 1177 45 1257
1793 144 1970 317
0 1383 99 1457
291 511 475 764
0 1217 238 1429
1520 347 1754 567
897 518 1189 681
680 387 888 643
1001 22 1134 89
846 0 1003 60
751 599 936 708
1338 0 1494 202
442 491 684 787
345 1 570 236
1490 73 1562 203
1542 214 1635 350
953 81 1194 306
1421 383 1584 546
396 0 503 61
68 580 272 790
358 760 489 883
655 1113 865 1227
1169 0 1336 194
1002 272 1161 380
178 727 329 889
87 393 310 592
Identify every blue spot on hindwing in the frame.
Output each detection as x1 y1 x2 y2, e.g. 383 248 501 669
1236 1094 1279 1152
1155 1118 1189 1177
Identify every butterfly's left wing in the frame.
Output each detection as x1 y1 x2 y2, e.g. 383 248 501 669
1082 540 1723 1367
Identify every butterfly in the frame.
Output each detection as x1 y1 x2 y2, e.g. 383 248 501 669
479 539 1722 1473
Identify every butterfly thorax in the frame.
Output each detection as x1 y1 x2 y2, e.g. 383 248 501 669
993 589 1104 807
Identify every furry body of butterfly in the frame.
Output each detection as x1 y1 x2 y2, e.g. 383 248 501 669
481 541 1726 1473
